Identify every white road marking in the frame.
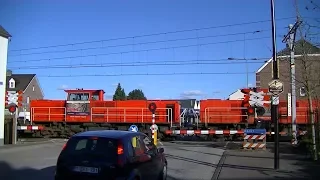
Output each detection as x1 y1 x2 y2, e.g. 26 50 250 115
223 141 230 148
157 139 163 146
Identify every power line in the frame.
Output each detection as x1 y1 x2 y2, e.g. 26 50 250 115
27 68 293 78
9 28 278 57
9 36 270 63
9 17 295 52
36 71 259 78
9 58 268 70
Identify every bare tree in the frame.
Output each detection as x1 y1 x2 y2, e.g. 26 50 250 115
292 0 320 160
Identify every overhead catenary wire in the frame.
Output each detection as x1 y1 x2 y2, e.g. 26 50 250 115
9 36 270 63
30 69 291 78
9 28 282 57
8 16 296 52
36 71 261 78
8 58 269 70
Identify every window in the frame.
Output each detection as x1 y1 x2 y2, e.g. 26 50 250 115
32 86 35 91
140 135 156 152
92 94 99 100
26 96 30 104
9 78 15 88
127 140 134 157
300 87 306 97
68 93 90 101
64 137 117 162
131 136 145 156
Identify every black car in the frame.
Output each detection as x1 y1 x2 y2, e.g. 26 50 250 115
55 130 167 180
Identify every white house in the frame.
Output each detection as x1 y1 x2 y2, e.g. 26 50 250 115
228 89 245 100
0 25 11 146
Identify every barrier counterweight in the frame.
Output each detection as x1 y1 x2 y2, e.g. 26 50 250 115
242 129 267 150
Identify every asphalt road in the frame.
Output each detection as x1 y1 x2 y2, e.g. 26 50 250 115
0 139 65 180
0 139 229 180
0 139 295 180
162 141 224 180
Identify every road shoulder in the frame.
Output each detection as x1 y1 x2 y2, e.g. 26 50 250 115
218 149 320 179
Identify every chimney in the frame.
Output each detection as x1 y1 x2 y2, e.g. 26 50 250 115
6 69 12 76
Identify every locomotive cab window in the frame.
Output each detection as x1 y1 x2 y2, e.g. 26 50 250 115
91 93 100 100
68 93 90 101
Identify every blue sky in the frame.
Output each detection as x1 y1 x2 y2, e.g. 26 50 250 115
0 0 318 100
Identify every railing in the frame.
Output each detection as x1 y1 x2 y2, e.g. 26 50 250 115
179 109 187 128
31 107 66 124
91 107 173 124
31 106 174 124
179 109 200 129
204 107 249 126
279 107 315 124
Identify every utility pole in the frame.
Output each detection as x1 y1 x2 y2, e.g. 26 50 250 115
244 33 249 88
282 21 302 145
270 0 280 170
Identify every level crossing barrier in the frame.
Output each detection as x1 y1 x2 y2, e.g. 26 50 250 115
242 128 267 150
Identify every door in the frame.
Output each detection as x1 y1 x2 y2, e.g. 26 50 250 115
140 134 162 177
166 104 175 123
130 135 154 180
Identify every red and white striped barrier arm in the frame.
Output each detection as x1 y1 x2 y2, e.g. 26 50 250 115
165 129 244 135
17 125 44 131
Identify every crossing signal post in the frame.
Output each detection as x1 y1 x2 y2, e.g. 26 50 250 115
148 102 157 146
5 90 23 144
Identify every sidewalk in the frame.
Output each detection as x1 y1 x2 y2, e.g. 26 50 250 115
217 146 320 179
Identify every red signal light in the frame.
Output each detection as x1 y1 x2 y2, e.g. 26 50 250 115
148 102 157 113
248 107 254 115
8 105 16 113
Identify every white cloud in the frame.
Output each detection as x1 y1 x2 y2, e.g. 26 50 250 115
180 90 205 98
57 85 68 90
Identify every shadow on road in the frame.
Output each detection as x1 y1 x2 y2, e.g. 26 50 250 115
0 161 188 180
224 150 320 179
0 161 55 180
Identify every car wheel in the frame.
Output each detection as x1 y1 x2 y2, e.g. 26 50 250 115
158 164 167 180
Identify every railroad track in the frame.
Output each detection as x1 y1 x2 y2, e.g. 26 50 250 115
17 136 293 143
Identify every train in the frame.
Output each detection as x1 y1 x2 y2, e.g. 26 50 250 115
16 88 317 140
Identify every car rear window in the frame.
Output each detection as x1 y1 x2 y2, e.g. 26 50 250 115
64 136 118 161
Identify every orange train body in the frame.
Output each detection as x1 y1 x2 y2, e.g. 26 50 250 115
30 100 181 124
29 88 318 126
20 88 318 138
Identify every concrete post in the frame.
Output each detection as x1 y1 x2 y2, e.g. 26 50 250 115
0 26 11 146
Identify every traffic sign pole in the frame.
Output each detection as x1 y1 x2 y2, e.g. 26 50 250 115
270 0 280 170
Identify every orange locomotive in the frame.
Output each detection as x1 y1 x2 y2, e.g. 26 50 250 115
19 87 316 139
20 89 180 138
165 87 315 139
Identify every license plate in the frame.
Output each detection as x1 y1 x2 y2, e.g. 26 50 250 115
73 166 99 174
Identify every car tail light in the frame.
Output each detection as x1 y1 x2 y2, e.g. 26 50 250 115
117 141 124 167
62 143 67 150
90 136 99 140
117 141 124 155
